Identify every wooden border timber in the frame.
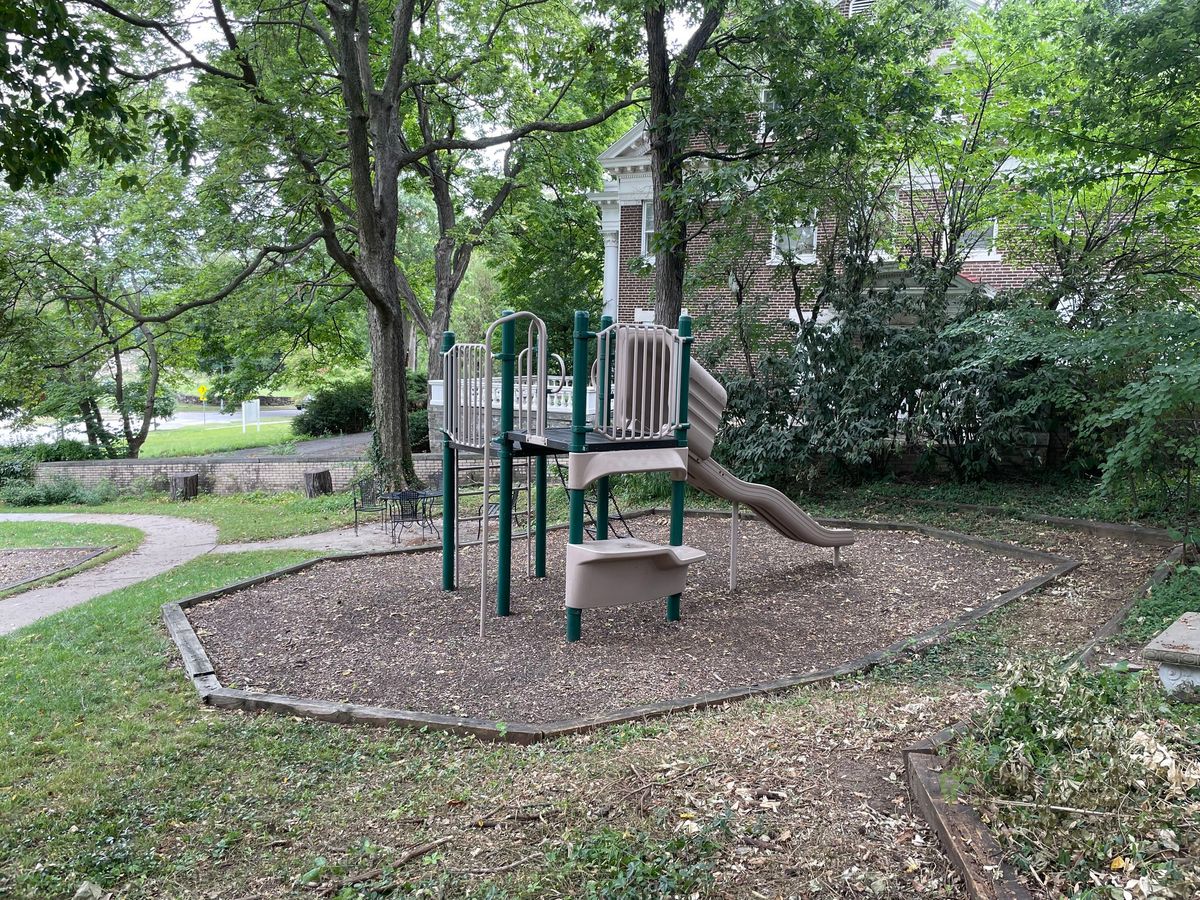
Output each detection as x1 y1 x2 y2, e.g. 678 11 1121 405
903 498 1176 546
904 745 1034 900
901 514 1180 900
0 545 112 596
163 515 1076 745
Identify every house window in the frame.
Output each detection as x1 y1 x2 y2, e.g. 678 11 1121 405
769 220 818 265
641 201 655 258
848 0 876 16
961 219 999 259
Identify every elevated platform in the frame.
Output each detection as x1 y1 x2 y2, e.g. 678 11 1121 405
447 427 678 457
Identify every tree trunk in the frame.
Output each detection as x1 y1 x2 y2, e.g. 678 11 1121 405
645 6 686 329
425 282 454 380
368 302 417 488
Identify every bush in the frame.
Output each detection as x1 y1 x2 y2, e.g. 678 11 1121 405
954 665 1200 898
29 439 107 462
0 450 34 488
292 378 374 437
408 408 429 452
0 476 118 506
407 370 429 410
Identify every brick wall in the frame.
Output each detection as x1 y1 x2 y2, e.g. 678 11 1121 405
615 198 1038 333
34 454 442 495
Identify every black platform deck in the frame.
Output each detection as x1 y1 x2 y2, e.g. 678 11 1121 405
514 427 677 455
449 428 676 456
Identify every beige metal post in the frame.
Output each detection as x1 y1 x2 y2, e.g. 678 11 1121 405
729 501 739 591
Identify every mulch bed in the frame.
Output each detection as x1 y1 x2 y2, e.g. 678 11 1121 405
188 518 1052 723
0 547 101 592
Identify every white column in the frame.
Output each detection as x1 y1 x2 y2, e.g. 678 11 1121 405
602 229 620 321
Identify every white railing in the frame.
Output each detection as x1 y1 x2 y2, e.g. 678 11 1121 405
430 378 596 417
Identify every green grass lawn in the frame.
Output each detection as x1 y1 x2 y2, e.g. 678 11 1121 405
10 492 356 543
0 521 142 550
0 550 730 898
0 480 1184 898
138 420 298 458
0 522 144 599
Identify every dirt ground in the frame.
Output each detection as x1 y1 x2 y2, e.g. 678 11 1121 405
0 547 98 592
166 516 1170 899
188 518 1052 722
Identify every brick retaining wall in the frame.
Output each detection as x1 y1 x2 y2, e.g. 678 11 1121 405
35 453 441 496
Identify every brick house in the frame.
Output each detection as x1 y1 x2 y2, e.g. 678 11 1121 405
590 0 1034 331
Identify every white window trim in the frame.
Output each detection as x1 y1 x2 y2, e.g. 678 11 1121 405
767 218 818 267
640 200 655 262
960 218 1002 262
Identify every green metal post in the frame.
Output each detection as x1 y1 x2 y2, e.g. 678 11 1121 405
595 313 613 541
496 312 516 617
566 310 590 642
534 455 547 577
667 313 693 622
441 330 456 591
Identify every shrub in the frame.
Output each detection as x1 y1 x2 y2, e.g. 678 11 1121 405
292 378 374 437
406 370 428 410
29 439 107 462
0 476 118 506
0 450 34 488
954 665 1200 898
407 408 429 452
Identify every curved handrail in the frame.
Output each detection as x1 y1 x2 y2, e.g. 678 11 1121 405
480 311 549 638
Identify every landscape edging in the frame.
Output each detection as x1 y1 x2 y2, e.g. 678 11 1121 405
163 515 1076 745
901 516 1181 900
0 545 111 595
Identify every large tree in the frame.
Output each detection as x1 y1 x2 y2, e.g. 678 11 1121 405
64 0 640 484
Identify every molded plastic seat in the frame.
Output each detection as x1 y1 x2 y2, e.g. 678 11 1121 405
565 539 707 610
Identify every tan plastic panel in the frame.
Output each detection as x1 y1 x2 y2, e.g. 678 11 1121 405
565 539 707 610
566 446 688 490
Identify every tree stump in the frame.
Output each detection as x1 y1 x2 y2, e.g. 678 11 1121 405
169 473 199 501
304 469 333 498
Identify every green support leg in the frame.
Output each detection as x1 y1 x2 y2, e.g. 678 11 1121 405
442 444 456 590
596 475 610 540
534 455 547 578
441 330 456 591
497 444 513 616
667 314 693 624
566 485 586 641
667 476 685 621
566 310 590 642
496 313 516 617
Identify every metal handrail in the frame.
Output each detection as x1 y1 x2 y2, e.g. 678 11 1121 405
479 311 549 638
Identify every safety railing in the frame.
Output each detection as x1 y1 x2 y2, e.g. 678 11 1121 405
442 343 490 450
430 376 594 422
594 322 682 441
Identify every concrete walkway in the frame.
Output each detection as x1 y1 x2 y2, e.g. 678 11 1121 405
0 512 452 635
0 513 218 636
216 523 435 554
211 430 372 460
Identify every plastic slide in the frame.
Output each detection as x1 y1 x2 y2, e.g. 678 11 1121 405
685 360 855 549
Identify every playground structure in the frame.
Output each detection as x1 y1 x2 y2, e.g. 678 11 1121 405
440 310 855 642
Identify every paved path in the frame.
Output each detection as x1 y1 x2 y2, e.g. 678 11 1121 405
211 431 372 460
0 513 218 636
0 512 442 635
217 523 434 554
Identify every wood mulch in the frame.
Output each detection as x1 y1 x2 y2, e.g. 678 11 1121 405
187 518 1052 723
0 547 100 592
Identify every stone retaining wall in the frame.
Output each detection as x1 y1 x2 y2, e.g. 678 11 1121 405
35 453 441 496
